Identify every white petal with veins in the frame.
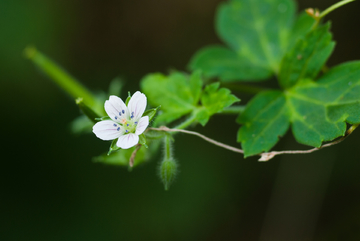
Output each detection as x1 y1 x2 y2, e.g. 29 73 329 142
92 120 123 140
135 116 149 135
116 133 139 149
128 91 147 121
105 95 128 122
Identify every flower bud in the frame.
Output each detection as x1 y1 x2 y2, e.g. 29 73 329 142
159 158 178 191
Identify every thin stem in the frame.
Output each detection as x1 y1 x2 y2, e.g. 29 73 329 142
219 106 246 115
164 135 172 160
172 114 197 130
148 124 358 161
149 126 244 154
25 46 102 112
319 0 355 19
129 144 142 167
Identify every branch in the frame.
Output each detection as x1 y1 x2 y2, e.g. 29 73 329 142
148 124 358 161
148 127 244 154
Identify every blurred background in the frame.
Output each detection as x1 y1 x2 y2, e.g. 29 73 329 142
1 0 360 240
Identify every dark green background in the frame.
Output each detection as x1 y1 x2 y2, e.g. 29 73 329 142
1 0 360 240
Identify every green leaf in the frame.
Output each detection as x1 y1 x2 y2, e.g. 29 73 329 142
315 61 360 124
285 80 345 147
70 115 93 134
143 106 160 122
125 91 131 106
197 83 240 125
279 23 335 89
237 91 290 157
237 66 360 157
140 71 202 124
139 134 148 148
188 45 271 82
108 139 121 155
287 12 316 50
216 0 296 73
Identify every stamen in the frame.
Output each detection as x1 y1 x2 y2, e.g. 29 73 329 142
113 124 117 127
119 112 122 116
115 116 118 120
135 122 138 124
122 110 125 114
125 130 128 133
117 127 120 131
127 124 129 126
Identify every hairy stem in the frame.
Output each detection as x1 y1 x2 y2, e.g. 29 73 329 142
148 124 358 161
220 106 246 115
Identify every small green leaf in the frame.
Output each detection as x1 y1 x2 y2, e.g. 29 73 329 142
143 106 160 122
140 71 202 124
237 91 290 157
125 91 131 106
279 23 335 89
188 46 271 82
108 139 121 155
216 0 296 73
139 134 148 148
196 82 240 126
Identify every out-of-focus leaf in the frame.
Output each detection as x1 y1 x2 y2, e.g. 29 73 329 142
287 12 316 50
217 0 295 72
188 46 271 82
279 23 335 89
70 115 93 134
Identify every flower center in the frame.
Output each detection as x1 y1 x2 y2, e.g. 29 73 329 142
121 118 138 134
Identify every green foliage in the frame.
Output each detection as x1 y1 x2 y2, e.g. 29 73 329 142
27 0 360 175
197 82 240 125
189 0 296 81
141 71 239 126
237 91 290 157
238 61 360 157
279 23 335 89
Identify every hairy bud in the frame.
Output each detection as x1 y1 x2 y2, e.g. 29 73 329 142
159 158 178 191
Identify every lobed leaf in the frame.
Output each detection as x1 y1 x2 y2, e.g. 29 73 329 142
189 0 296 82
197 83 240 125
188 46 271 82
140 71 202 125
279 23 335 89
238 62 360 156
237 91 290 157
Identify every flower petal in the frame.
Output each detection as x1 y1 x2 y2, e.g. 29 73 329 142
128 91 147 121
116 133 139 149
105 95 129 122
135 116 149 135
92 120 124 140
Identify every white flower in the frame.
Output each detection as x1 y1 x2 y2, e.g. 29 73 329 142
92 91 149 149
